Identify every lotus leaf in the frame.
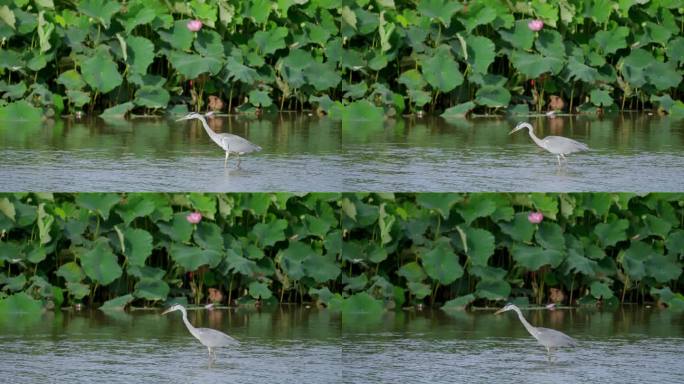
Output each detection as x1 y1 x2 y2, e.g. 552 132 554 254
80 239 123 285
56 70 85 90
158 213 193 243
475 279 510 300
81 49 123 93
56 261 85 283
594 219 629 247
134 278 169 301
252 219 287 247
590 281 613 299
170 244 222 271
99 294 134 311
462 227 495 267
75 193 120 220
420 240 463 285
422 46 463 93
442 294 475 310
499 212 535 242
417 0 462 27
415 193 462 219
512 244 564 271
123 228 153 267
0 100 42 122
0 292 42 314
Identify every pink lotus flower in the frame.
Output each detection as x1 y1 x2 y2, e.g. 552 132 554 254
186 212 202 224
187 20 203 32
528 19 544 32
528 211 544 224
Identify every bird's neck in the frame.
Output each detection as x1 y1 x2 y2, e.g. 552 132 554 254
197 116 222 145
526 127 546 149
513 307 539 338
180 309 200 339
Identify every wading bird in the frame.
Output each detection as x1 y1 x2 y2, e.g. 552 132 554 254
176 112 261 167
495 303 577 361
162 304 238 360
509 122 588 166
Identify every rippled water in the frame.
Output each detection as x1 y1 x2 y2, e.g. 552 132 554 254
0 306 681 383
0 307 340 384
1 114 683 191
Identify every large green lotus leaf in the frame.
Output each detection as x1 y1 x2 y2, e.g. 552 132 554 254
421 240 463 285
248 90 272 107
422 46 463 93
188 193 216 219
535 30 565 59
81 49 123 93
26 243 46 264
123 228 153 267
407 281 431 299
100 102 134 119
567 57 599 83
512 244 564 271
248 281 272 299
442 294 475 310
398 69 426 91
475 279 510 300
306 61 342 91
456 195 496 225
499 20 534 50
589 89 614 107
78 0 120 27
158 20 193 51
99 294 134 311
193 222 223 251
252 27 288 55
56 261 85 283
245 0 271 24
252 219 287 247
134 86 169 108
458 4 496 32
134 278 169 301
57 69 85 90
465 35 495 74
475 86 511 107
667 37 684 65
65 90 89 108
650 287 684 311
565 253 598 277
499 212 535 242
639 214 672 239
645 254 681 283
531 193 558 220
464 227 495 266
415 193 463 219
193 30 223 58
157 213 193 243
303 254 340 283
594 219 628 247
224 249 257 276
224 57 257 85
115 195 155 226
168 51 222 79
344 274 368 292
240 194 272 216
66 282 90 299
121 6 157 34
75 193 120 220
341 99 384 122
646 61 682 91
127 265 165 280
341 291 383 315
126 36 155 75
0 82 26 100
301 214 332 239
417 0 462 27
80 239 122 285
535 222 565 252
594 26 628 55
397 261 426 283
621 48 655 87
279 241 315 280
170 243 222 271
621 241 653 280
441 101 476 118
468 265 507 281
580 193 612 216
590 281 613 299
0 292 42 314
3 274 26 292
0 100 42 122
666 230 684 258
510 51 562 78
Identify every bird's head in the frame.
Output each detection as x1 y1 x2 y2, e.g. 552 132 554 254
175 112 202 122
161 304 184 315
509 122 532 135
494 303 517 315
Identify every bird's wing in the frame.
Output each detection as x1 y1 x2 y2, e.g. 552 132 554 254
544 136 589 153
219 134 262 152
196 327 239 347
536 327 577 347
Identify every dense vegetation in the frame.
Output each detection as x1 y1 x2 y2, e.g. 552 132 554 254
0 193 343 312
337 193 684 315
0 193 682 314
0 1 683 122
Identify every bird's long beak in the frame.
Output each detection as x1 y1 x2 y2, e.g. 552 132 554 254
175 116 190 122
161 308 173 315
509 126 523 135
494 308 505 315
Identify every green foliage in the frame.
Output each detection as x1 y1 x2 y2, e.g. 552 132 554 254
0 1 680 117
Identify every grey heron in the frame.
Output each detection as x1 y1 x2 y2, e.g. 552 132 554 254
495 303 577 361
509 122 588 166
162 304 238 360
176 112 262 167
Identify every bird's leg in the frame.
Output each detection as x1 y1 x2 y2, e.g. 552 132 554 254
560 153 567 165
556 155 561 167
208 347 212 360
224 150 230 168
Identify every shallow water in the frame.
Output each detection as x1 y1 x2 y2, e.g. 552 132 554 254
1 114 683 191
0 306 681 383
342 307 684 384
341 114 684 191
0 307 341 384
